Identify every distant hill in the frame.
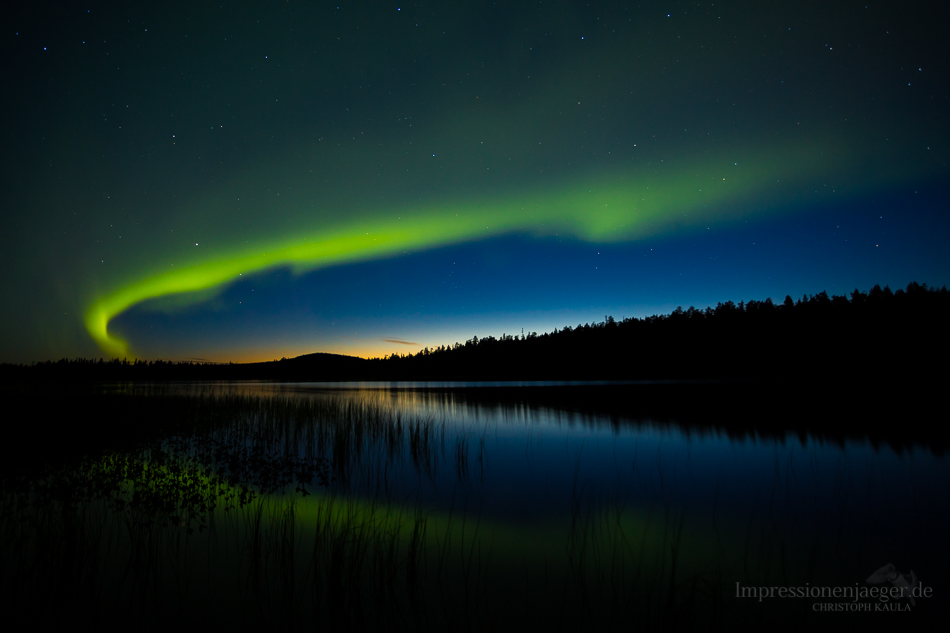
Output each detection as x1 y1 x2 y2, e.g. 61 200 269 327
0 351 370 383
243 352 370 381
2 282 947 383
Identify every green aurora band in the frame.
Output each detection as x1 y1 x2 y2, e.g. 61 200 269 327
85 143 849 357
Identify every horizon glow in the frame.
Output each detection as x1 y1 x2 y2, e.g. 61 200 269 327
86 143 844 357
6 0 948 364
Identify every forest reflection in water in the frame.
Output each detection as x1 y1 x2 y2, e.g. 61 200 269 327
0 381 946 631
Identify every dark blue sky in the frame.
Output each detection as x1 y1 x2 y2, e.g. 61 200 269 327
113 183 949 361
2 1 947 361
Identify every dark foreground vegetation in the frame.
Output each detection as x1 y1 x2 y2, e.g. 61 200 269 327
1 283 946 632
3 282 947 383
2 387 946 632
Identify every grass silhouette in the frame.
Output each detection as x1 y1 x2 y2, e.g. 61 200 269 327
0 385 945 631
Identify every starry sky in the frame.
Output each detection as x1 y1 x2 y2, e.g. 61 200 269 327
2 0 947 362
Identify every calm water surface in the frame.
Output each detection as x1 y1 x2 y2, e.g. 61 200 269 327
144 381 949 577
5 380 947 630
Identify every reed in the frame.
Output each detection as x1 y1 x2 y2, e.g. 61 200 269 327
1 386 943 631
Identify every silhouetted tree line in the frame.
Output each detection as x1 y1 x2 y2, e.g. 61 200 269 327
2 282 947 382
0 352 369 382
364 281 949 381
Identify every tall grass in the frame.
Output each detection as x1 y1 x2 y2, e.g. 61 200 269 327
1 386 944 631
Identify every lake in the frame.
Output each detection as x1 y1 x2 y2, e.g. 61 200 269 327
1 381 946 631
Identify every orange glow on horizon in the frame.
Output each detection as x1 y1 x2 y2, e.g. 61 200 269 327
170 342 432 365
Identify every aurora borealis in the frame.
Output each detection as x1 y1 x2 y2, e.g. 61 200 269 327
3 1 948 362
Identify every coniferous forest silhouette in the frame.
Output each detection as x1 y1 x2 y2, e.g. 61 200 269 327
5 281 947 452
2 283 948 633
5 282 947 383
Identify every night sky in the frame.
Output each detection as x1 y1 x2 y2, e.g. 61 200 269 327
2 1 947 362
